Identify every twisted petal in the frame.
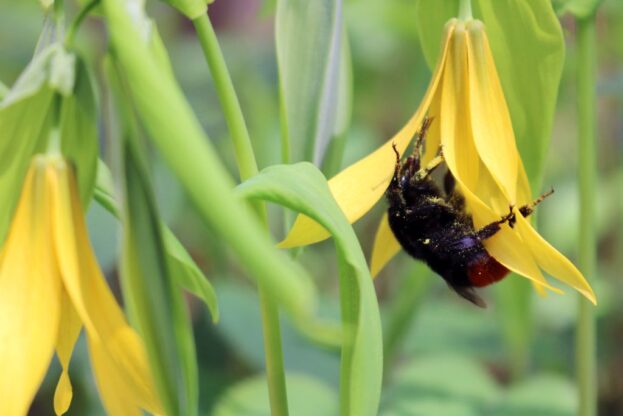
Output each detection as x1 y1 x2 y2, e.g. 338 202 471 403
279 22 457 248
0 160 61 416
49 160 162 415
53 289 82 415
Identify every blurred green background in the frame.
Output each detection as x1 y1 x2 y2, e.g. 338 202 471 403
1 0 621 414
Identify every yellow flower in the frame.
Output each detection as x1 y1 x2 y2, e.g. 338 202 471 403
0 155 163 415
280 19 595 303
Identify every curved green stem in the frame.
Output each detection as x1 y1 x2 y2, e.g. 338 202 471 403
575 14 597 416
192 13 289 416
65 0 100 48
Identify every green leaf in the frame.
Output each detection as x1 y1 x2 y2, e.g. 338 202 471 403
236 162 383 416
163 226 219 322
415 0 565 186
93 160 220 321
492 375 576 416
59 56 98 207
0 44 58 243
553 0 603 19
415 0 460 70
381 354 499 414
0 81 8 99
121 135 198 416
103 0 317 322
212 373 338 416
321 29 354 177
382 399 478 416
276 0 344 163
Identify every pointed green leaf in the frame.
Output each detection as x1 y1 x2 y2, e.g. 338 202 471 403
236 163 383 416
415 0 565 186
163 226 219 322
321 30 353 177
59 57 98 207
121 136 198 416
93 160 219 322
276 0 344 163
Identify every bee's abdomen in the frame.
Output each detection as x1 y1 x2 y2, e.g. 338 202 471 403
467 256 509 287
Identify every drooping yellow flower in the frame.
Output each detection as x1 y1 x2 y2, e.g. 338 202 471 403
281 18 595 303
0 154 163 415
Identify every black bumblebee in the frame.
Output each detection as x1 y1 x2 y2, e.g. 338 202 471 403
386 118 552 307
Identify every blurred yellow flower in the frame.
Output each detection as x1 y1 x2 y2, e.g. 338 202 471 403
0 155 162 415
281 19 595 303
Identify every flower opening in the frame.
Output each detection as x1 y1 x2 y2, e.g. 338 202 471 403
0 155 162 415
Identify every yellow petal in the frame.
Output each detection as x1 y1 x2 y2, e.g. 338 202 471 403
279 21 458 248
370 213 401 278
466 21 518 202
49 160 162 415
440 22 480 191
514 214 596 303
88 335 144 416
0 159 61 416
54 289 82 416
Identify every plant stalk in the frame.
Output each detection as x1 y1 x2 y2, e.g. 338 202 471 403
575 15 597 416
458 0 472 20
192 14 289 416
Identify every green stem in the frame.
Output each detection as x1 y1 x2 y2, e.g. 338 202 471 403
458 0 472 20
65 0 100 48
192 15 259 181
192 14 289 416
575 15 597 416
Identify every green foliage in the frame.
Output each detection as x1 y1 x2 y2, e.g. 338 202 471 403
102 0 318 322
492 375 576 416
93 160 220 322
59 57 98 207
0 41 72 243
553 0 604 18
159 0 208 19
212 373 338 416
214 279 339 381
381 354 576 416
121 136 199 416
235 162 383 416
276 0 346 163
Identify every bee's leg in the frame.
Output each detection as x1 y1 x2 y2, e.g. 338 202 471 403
411 116 434 170
518 188 554 218
475 206 515 241
414 153 444 181
388 143 407 207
